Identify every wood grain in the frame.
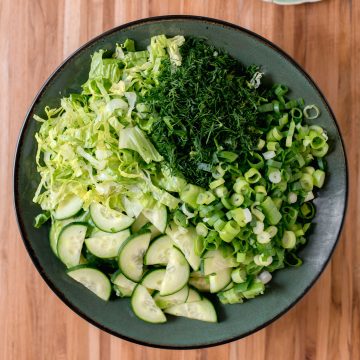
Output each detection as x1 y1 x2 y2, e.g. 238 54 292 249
1 0 359 359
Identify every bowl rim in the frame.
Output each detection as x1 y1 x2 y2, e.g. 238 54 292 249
13 14 349 349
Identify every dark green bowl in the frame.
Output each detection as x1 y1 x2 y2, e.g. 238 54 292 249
14 16 348 349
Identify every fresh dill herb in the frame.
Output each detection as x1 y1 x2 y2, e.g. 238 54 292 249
143 37 268 187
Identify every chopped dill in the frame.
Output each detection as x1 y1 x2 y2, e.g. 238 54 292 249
143 37 268 187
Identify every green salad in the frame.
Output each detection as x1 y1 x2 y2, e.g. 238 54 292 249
33 35 329 323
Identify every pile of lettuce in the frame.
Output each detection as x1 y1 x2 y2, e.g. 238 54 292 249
34 35 186 218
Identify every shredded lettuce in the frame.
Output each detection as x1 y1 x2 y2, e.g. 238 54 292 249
33 35 185 213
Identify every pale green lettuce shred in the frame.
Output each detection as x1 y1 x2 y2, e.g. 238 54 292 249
34 35 185 213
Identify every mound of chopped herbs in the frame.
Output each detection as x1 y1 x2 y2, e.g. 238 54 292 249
144 38 268 187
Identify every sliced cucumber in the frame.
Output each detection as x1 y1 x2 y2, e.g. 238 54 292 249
142 204 167 233
131 213 148 233
57 223 87 268
186 288 202 303
85 229 130 259
53 194 83 220
167 223 201 271
160 247 190 296
164 297 217 323
141 269 166 291
144 235 173 266
188 271 210 292
111 270 136 297
209 268 232 293
131 213 162 239
203 249 238 276
131 284 166 323
154 285 189 309
50 212 90 257
67 266 111 301
118 230 151 282
121 195 144 218
90 202 134 233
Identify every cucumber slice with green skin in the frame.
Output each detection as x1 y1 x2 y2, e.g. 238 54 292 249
188 272 210 292
164 297 217 323
160 247 190 296
85 229 130 259
90 203 134 233
209 268 232 293
67 265 111 301
141 269 166 291
154 285 189 309
53 194 84 220
142 204 167 233
118 230 151 282
131 284 166 323
50 212 91 257
167 223 201 271
57 223 88 268
111 270 136 297
144 235 173 266
203 249 238 276
186 288 202 303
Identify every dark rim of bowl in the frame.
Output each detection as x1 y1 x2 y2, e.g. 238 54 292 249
13 15 349 350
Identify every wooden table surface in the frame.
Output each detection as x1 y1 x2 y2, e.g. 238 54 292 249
1 0 359 359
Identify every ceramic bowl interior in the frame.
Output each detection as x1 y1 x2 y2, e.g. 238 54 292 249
14 16 347 349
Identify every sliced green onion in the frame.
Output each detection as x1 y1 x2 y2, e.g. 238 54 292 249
300 202 316 219
267 141 280 151
248 153 265 169
231 208 252 227
261 197 282 225
266 159 282 169
217 151 238 163
287 192 298 204
197 191 216 205
214 185 228 198
253 221 264 235
266 226 278 238
257 138 266 150
180 184 203 209
311 143 329 157
254 254 273 266
303 166 315 175
258 103 274 113
230 193 244 207
244 168 262 184
304 191 315 202
285 99 298 109
282 231 296 249
233 178 249 194
286 121 296 147
221 196 233 210
263 150 276 160
196 222 209 237
313 169 325 188
209 178 225 190
214 219 226 232
303 105 320 119
219 220 240 242
300 173 314 191
257 231 271 244
268 168 282 184
290 107 303 121
274 84 288 96
279 113 289 128
231 268 247 283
